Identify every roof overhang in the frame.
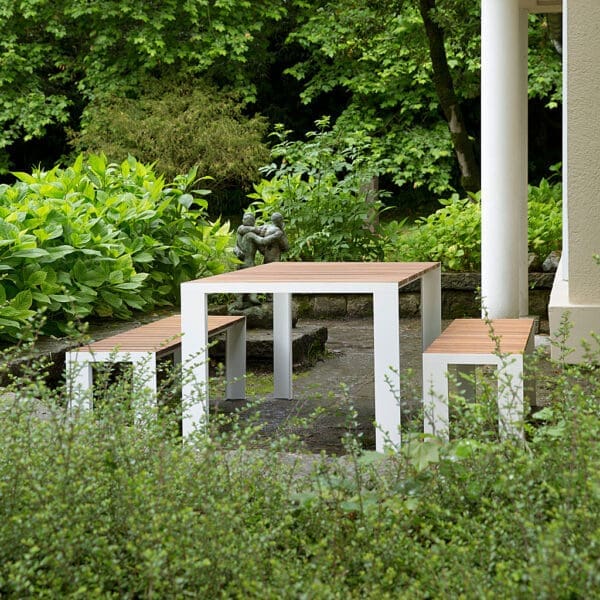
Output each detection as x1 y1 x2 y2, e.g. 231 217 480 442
520 0 562 13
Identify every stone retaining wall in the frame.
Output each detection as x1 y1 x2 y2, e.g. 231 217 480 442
295 272 554 322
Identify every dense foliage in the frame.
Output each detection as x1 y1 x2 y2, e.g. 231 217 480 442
287 2 561 194
0 322 597 597
72 78 270 189
247 132 561 269
0 0 285 169
249 120 385 261
388 177 562 271
0 0 562 200
0 154 232 340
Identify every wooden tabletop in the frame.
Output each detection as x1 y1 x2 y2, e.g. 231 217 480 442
190 262 439 285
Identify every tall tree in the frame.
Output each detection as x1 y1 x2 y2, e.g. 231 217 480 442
287 0 480 194
287 0 560 195
0 0 287 172
418 0 479 191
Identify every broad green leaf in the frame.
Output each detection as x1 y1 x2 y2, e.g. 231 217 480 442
100 290 123 309
12 248 50 259
11 172 38 184
11 290 33 311
26 269 47 286
0 317 21 328
178 193 194 209
49 294 78 303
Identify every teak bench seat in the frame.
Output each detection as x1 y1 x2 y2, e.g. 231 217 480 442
422 318 535 440
66 314 246 411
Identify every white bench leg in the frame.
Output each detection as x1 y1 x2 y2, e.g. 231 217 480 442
66 352 94 412
422 353 450 440
131 353 158 421
497 354 525 440
225 318 246 400
456 364 477 402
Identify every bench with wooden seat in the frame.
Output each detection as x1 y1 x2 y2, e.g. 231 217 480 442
66 314 246 411
422 318 535 441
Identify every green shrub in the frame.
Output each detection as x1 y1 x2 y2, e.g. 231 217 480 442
248 121 387 261
528 176 563 260
0 324 598 597
0 154 233 340
388 178 562 271
71 78 270 193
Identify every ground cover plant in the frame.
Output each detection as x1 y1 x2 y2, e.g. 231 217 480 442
0 320 597 598
0 154 233 341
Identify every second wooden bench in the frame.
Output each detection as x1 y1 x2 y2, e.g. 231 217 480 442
66 314 246 411
422 318 535 441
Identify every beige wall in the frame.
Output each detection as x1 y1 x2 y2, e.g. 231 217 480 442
565 0 600 303
549 0 600 362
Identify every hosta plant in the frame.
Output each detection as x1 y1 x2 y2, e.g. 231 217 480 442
0 154 233 340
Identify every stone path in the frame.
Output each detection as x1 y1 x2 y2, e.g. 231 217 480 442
215 318 435 453
215 317 553 454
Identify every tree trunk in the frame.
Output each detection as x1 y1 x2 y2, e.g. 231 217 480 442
418 0 480 192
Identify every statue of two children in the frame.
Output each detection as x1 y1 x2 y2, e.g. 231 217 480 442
231 212 289 309
234 212 289 268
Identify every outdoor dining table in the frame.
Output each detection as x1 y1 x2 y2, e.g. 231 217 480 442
180 261 441 452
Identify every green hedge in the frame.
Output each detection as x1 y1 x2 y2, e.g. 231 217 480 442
0 331 598 597
0 154 233 340
386 178 562 271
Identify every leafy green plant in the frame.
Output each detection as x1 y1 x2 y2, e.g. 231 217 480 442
72 78 270 190
388 178 562 271
390 192 481 270
528 175 563 260
0 154 233 340
248 120 388 261
0 319 598 597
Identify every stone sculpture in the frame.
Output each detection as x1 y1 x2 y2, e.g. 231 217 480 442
230 212 290 314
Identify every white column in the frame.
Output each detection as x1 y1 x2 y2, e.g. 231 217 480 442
481 0 528 318
518 8 530 317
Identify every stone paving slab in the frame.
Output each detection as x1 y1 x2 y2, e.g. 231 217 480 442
214 317 554 454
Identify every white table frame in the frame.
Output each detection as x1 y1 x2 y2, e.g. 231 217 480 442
181 262 441 451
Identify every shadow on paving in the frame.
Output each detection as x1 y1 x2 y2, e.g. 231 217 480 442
208 318 401 454
212 317 556 455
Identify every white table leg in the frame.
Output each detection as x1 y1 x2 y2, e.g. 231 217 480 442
181 285 209 437
373 285 401 452
226 318 246 400
421 266 442 349
273 292 293 399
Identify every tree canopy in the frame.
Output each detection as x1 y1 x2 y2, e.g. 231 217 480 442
0 0 562 198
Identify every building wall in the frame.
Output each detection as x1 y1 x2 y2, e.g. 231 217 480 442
549 0 600 362
564 0 600 302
